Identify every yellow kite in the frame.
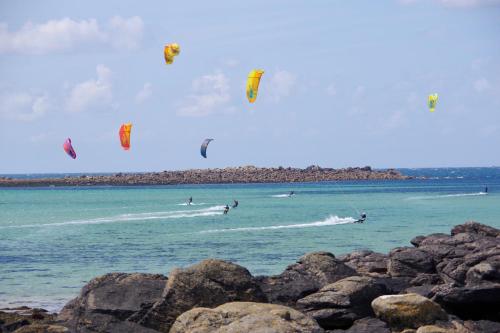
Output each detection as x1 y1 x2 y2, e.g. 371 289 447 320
164 43 180 65
246 69 264 103
428 93 438 112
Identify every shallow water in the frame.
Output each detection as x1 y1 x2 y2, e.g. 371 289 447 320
0 167 499 311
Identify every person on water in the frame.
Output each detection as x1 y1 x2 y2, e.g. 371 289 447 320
485 186 488 193
187 197 193 205
232 200 239 208
223 205 230 215
355 213 367 223
288 191 295 197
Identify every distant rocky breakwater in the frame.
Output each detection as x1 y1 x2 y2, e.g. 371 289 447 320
0 166 410 187
2 221 499 332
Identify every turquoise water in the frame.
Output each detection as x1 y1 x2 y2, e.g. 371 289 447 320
0 168 499 311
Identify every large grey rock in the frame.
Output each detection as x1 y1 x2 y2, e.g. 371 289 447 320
57 273 167 332
132 259 266 333
169 302 324 333
371 293 448 330
338 250 388 276
431 283 500 321
329 317 390 333
451 221 499 238
297 276 388 329
388 247 435 277
257 252 358 306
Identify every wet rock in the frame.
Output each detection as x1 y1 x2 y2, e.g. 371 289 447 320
371 293 448 330
297 276 388 329
388 247 435 277
257 252 358 306
132 259 266 333
58 272 167 332
169 302 324 333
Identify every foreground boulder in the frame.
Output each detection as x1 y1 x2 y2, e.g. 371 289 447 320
371 293 448 330
257 252 357 307
169 302 324 333
431 282 500 321
57 273 167 332
297 276 388 329
131 259 266 333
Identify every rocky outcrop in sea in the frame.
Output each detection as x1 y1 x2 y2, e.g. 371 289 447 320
0 166 409 187
2 221 498 333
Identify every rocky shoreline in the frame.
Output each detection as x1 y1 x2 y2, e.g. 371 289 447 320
2 221 499 333
0 166 410 187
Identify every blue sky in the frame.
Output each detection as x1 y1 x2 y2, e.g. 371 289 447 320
0 0 499 173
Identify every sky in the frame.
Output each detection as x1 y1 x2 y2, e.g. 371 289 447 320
0 0 499 173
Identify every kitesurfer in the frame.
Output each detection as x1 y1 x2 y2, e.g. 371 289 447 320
187 197 193 205
354 213 367 223
288 191 295 197
485 186 488 193
223 205 230 215
232 200 239 208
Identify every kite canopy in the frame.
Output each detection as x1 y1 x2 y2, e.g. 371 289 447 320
63 138 76 159
200 138 213 158
119 123 132 150
428 93 438 112
246 69 264 103
164 43 180 65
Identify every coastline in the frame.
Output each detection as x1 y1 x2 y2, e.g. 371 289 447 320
2 221 499 332
0 166 410 187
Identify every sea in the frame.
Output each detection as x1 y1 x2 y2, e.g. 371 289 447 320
0 167 499 312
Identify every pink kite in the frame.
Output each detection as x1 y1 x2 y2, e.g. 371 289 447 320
63 138 77 159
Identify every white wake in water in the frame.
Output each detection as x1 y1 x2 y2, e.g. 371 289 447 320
200 215 356 234
176 202 207 206
3 206 225 229
406 192 487 200
271 194 293 198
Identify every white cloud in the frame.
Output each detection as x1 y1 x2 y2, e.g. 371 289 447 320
399 0 500 7
135 82 152 104
0 16 143 54
0 91 50 121
473 78 490 92
108 16 143 49
268 70 296 102
326 83 337 96
66 65 113 113
177 72 232 117
438 0 500 6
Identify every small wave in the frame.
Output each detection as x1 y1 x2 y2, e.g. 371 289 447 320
1 206 225 229
271 194 293 198
200 215 356 234
406 192 487 200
